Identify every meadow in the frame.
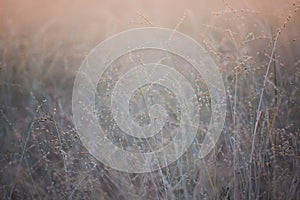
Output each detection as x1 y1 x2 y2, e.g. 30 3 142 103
0 0 299 199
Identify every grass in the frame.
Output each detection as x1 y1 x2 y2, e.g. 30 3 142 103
0 0 300 199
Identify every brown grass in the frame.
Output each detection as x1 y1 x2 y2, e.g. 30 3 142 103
0 0 299 199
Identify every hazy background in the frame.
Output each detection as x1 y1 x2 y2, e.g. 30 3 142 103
1 0 299 84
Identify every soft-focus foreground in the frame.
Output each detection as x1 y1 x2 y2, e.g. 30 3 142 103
0 0 299 199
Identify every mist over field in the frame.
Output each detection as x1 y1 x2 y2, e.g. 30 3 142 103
0 0 299 199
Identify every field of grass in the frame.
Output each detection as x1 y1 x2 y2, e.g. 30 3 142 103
0 0 299 199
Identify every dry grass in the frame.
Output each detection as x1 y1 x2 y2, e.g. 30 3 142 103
0 0 300 199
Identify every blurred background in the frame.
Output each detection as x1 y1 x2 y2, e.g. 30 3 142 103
0 0 299 199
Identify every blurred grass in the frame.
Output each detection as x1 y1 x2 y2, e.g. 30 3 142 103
0 0 300 199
